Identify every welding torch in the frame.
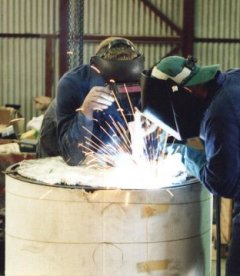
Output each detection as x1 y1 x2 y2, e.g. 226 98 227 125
108 79 123 107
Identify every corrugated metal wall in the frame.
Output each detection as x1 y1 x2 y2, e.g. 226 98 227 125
1 0 240 122
83 0 184 66
195 0 240 70
1 38 46 117
84 0 182 37
0 0 59 122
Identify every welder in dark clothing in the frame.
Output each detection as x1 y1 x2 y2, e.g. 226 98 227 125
37 37 145 165
36 98 59 157
150 55 240 276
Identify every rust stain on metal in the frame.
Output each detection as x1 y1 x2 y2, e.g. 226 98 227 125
137 259 169 272
142 204 170 217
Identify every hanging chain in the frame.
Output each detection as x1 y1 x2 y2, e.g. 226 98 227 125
67 0 84 69
78 0 84 65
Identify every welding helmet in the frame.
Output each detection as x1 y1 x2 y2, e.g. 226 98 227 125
91 37 144 120
141 69 205 140
90 37 145 83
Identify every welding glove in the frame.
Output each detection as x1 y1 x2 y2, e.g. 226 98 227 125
180 139 206 181
80 86 115 120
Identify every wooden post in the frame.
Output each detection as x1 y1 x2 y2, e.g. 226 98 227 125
221 198 233 244
182 0 195 57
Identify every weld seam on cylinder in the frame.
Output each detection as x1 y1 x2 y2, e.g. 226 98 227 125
5 229 211 245
6 190 212 204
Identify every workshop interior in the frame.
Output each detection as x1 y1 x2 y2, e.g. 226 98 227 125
0 0 238 275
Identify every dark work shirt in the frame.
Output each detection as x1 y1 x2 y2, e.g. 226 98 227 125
199 69 240 201
56 64 140 165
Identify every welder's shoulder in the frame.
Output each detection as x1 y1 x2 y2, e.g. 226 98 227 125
59 64 91 84
225 68 240 76
56 66 92 97
222 74 240 112
59 64 104 90
224 69 240 89
205 90 235 123
214 71 240 104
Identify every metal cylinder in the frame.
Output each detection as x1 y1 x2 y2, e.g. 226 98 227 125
5 164 212 276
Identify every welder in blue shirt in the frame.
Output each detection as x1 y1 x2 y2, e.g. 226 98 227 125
150 55 240 276
37 37 145 165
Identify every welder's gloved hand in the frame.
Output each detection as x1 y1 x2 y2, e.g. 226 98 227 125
186 137 204 150
80 86 115 120
180 142 206 180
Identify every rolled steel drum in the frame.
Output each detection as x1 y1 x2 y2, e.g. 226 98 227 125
5 161 212 276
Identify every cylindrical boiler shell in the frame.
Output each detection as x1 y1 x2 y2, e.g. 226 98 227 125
5 173 212 276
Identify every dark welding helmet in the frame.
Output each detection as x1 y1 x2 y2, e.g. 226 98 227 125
141 69 204 140
90 38 145 83
90 38 144 121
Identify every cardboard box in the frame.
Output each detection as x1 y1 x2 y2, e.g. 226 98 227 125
0 107 17 125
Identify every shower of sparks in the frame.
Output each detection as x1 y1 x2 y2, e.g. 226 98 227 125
123 83 135 115
73 68 186 188
109 79 129 128
75 80 187 189
39 189 53 200
166 189 174 197
17 70 187 190
90 65 101 74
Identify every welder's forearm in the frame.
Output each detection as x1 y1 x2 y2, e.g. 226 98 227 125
200 161 240 200
181 148 220 196
190 153 240 200
181 145 206 181
58 112 94 166
200 117 240 199
181 146 221 195
60 137 86 165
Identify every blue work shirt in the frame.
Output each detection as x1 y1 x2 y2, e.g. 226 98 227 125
56 64 140 166
183 69 240 201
